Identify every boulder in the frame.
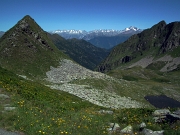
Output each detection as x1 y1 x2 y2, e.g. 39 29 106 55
120 125 133 134
142 128 164 135
0 94 10 99
153 115 167 123
153 109 170 116
107 123 120 133
4 107 16 111
139 122 146 131
97 110 113 114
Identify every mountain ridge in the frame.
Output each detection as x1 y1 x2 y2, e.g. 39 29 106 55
97 20 180 73
48 33 110 70
50 26 142 40
49 27 142 49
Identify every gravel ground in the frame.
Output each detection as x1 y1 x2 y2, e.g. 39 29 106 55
45 59 144 108
128 55 180 72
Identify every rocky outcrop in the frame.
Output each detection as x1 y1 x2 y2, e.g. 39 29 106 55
152 109 180 123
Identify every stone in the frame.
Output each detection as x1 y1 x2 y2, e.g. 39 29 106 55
0 94 10 99
107 123 120 133
97 110 113 114
153 109 170 116
154 115 167 123
120 125 133 134
4 107 16 111
142 128 164 135
139 122 146 130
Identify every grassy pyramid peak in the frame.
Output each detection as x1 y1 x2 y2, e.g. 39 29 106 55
0 15 68 79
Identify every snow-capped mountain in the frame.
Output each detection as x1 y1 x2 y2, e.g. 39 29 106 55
49 26 142 40
0 31 5 37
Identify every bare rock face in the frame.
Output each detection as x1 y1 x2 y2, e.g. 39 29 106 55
122 56 132 63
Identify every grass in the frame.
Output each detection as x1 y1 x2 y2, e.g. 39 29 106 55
0 66 180 134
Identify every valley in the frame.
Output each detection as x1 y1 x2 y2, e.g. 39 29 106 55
0 15 180 134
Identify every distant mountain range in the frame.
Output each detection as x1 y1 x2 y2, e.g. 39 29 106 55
97 20 180 73
0 31 5 37
1 27 142 50
50 26 142 40
49 27 142 49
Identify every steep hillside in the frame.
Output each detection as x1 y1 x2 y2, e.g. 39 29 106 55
97 21 180 72
48 33 109 70
0 15 67 78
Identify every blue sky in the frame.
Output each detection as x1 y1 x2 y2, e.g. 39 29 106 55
0 0 180 31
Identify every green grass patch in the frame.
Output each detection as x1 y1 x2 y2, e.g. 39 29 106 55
122 75 138 81
151 77 170 83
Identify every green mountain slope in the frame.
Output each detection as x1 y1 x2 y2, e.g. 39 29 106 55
48 33 109 70
0 15 68 78
97 21 180 72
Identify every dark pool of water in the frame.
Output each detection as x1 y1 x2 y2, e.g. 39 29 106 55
145 95 180 108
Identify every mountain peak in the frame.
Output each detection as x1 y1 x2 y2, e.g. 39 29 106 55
23 15 33 19
151 20 166 29
0 15 67 78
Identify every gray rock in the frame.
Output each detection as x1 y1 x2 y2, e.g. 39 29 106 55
142 128 164 135
97 110 113 114
120 125 133 134
139 122 146 130
153 109 170 116
4 107 16 111
154 115 167 123
0 94 10 99
107 123 120 133
0 129 22 135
